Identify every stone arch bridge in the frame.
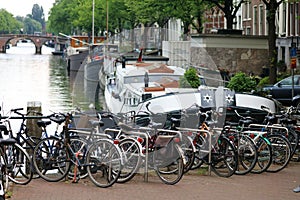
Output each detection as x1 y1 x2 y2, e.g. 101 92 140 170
0 34 67 54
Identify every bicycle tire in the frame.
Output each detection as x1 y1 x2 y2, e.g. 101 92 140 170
154 143 184 185
0 148 9 197
180 134 195 173
20 136 42 179
86 139 122 188
117 138 142 183
32 137 70 182
211 136 237 178
6 143 33 185
266 134 291 173
67 137 89 181
287 127 299 157
251 137 272 174
234 134 258 175
190 133 206 170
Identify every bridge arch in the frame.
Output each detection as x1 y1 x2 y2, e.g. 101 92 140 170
0 34 67 54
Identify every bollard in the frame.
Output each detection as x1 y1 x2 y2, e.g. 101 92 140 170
26 101 42 138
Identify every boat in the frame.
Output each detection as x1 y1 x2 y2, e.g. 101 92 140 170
51 39 66 56
136 87 279 128
61 35 106 72
83 45 106 102
104 51 198 114
52 51 64 56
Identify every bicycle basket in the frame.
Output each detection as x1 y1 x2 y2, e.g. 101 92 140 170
154 136 178 162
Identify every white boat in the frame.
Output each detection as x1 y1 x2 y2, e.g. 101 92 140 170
104 55 197 114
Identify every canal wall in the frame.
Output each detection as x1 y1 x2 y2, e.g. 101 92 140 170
163 35 269 77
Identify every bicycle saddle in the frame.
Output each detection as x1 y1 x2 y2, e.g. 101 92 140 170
37 120 51 127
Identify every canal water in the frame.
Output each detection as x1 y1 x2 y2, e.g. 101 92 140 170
0 42 96 122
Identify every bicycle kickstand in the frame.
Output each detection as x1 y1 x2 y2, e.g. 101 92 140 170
72 152 81 183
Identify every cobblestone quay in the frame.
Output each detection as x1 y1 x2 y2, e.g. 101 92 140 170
11 161 300 200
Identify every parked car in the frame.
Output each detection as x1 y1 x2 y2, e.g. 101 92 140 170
263 75 300 106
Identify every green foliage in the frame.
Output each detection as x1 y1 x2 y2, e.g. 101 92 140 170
227 72 256 92
46 0 213 36
23 17 42 34
0 9 22 34
258 76 270 87
180 68 200 88
47 0 76 34
31 4 45 28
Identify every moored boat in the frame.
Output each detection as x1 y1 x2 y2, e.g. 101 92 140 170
104 52 197 114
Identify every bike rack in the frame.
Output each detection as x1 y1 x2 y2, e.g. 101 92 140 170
176 127 212 175
104 128 150 182
248 124 289 135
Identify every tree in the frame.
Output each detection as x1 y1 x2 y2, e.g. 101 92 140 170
208 0 246 29
190 0 211 34
0 9 22 34
47 0 78 35
31 4 45 32
261 0 284 84
23 16 42 34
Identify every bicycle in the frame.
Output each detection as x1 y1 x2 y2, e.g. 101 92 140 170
233 106 292 173
106 107 190 185
229 109 273 174
3 108 66 156
32 112 123 188
0 107 33 187
140 107 196 174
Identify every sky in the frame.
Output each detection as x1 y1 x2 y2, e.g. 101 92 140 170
0 0 55 19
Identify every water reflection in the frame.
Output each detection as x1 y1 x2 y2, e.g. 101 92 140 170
0 42 89 115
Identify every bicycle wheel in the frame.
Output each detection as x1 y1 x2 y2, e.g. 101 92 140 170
6 143 33 185
86 139 122 188
211 136 237 178
190 133 206 170
20 136 41 179
287 127 299 157
20 136 41 157
117 138 142 183
252 137 272 174
266 134 291 173
0 147 9 198
234 134 258 175
180 134 195 173
33 137 70 182
154 142 184 185
67 137 89 181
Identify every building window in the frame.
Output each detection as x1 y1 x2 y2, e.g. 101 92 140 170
253 6 257 35
259 5 264 35
290 3 294 36
246 26 251 35
282 2 287 35
244 2 251 20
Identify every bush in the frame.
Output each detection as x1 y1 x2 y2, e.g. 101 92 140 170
227 72 256 92
179 68 201 88
258 76 270 88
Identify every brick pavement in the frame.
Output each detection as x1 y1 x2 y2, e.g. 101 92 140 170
10 161 300 200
